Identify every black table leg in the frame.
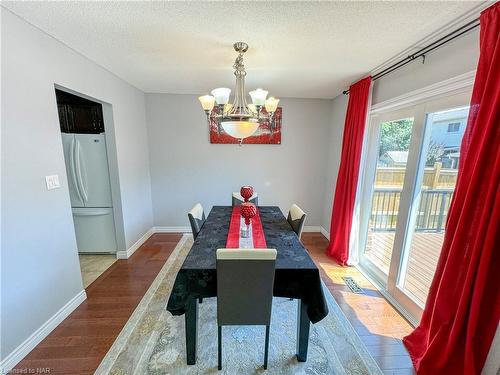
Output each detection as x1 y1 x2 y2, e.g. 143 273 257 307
296 299 310 362
185 297 198 365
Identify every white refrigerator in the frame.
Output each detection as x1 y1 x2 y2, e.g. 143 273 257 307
62 133 117 253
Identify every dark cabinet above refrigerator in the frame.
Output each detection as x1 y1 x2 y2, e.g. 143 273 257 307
56 89 104 134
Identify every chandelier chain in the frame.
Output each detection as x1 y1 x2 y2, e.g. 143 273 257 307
233 52 246 77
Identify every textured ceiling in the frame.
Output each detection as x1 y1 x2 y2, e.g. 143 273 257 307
3 1 483 98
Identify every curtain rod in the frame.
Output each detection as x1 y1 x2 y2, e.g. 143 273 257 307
342 17 480 95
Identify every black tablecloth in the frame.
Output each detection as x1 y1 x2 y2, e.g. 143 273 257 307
166 206 328 324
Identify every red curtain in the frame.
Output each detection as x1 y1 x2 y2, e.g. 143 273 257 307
326 76 372 265
403 3 500 374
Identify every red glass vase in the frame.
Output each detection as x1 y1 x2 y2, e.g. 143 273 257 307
240 202 257 238
240 186 254 202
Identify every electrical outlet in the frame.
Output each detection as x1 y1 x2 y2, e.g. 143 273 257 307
45 175 60 190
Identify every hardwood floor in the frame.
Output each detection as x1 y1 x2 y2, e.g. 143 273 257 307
12 233 183 375
13 232 415 374
303 233 415 374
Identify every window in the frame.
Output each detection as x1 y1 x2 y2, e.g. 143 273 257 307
447 122 460 132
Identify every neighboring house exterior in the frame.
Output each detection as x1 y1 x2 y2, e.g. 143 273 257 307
429 107 468 144
428 107 468 168
380 150 408 167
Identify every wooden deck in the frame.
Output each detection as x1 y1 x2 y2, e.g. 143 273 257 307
365 231 444 305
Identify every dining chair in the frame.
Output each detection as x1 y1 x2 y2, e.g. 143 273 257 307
188 203 206 304
232 192 258 206
287 204 307 240
216 248 277 370
188 203 205 240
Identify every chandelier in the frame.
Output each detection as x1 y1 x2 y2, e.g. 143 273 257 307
198 42 280 144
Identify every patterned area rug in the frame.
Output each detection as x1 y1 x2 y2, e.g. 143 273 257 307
95 234 382 375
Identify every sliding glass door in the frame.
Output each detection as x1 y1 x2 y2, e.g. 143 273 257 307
359 108 417 286
358 91 471 322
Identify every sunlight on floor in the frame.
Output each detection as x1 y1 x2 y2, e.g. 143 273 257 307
315 258 414 339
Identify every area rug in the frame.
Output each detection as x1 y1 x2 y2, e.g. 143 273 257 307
95 234 382 375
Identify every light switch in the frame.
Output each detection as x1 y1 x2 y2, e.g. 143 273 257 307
45 174 60 190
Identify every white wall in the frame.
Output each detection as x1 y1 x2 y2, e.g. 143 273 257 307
321 30 479 233
145 94 332 227
321 94 349 232
1 9 153 361
372 30 479 105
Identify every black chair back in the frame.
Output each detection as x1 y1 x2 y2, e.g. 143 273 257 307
187 203 205 239
216 249 276 325
216 248 276 369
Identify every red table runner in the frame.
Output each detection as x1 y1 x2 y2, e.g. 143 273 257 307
226 206 267 248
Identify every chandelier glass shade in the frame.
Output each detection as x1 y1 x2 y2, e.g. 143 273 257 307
198 95 215 111
198 42 280 143
221 120 260 139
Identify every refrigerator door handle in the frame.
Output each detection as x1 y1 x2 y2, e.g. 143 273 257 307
73 208 111 216
70 136 84 203
75 139 89 203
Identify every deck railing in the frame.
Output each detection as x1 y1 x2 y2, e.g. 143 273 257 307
370 188 454 232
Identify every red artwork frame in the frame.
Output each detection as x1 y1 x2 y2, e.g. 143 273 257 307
209 107 282 144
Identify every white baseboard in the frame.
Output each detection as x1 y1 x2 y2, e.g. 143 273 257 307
154 226 328 236
303 225 330 240
116 228 155 259
116 225 330 260
303 225 321 232
0 290 87 373
116 227 190 259
320 227 330 239
153 226 191 233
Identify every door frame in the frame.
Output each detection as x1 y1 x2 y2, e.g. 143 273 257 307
54 84 126 255
356 72 475 324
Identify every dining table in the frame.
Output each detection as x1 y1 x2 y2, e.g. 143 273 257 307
166 205 329 365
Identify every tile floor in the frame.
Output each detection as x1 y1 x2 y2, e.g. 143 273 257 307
78 254 117 288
